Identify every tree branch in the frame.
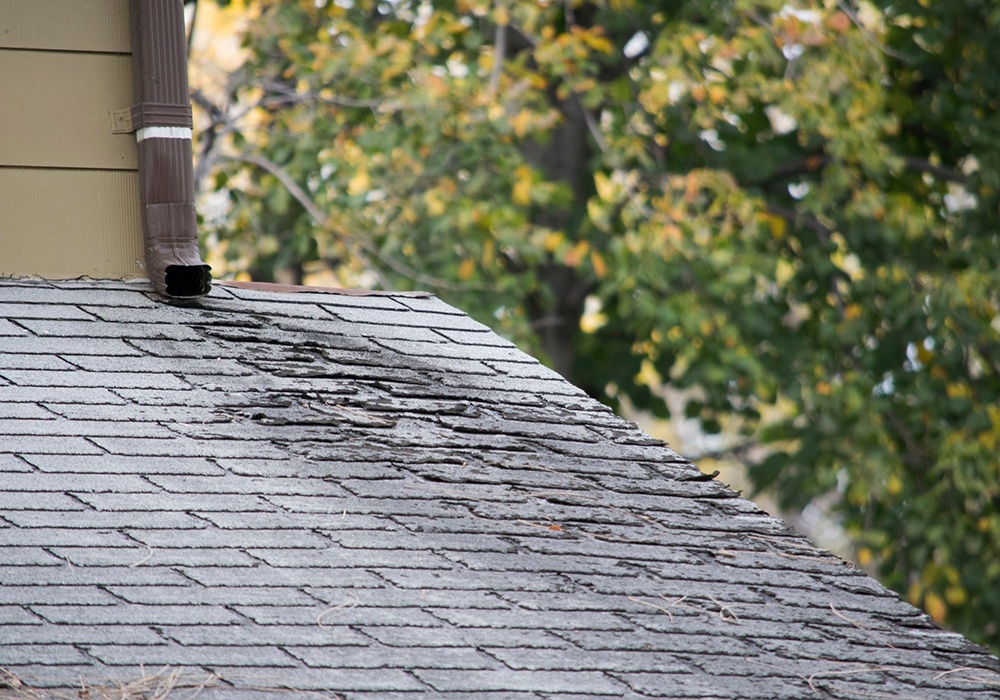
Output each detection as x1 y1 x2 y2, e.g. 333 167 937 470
901 156 966 184
489 13 508 96
223 153 491 293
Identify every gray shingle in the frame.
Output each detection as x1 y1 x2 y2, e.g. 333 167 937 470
0 436 104 456
0 585 118 606
0 453 34 471
1 386 130 404
0 645 92 666
178 566 385 589
31 604 242 625
76 492 278 512
24 454 224 475
1 473 158 493
287 645 498 670
0 302 95 320
0 369 191 389
412 669 626 694
162 623 370 647
6 336 144 356
0 566 190 586
0 418 175 438
13 318 201 340
6 510 206 529
86 643 300 668
0 353 75 370
0 624 166 646
0 318 29 336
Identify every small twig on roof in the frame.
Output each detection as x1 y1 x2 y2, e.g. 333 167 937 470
0 667 23 689
805 666 893 695
316 592 360 627
828 604 897 649
626 595 674 620
129 545 155 568
932 667 1000 686
708 595 740 624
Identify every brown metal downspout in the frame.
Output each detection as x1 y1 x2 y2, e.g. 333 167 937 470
128 0 211 297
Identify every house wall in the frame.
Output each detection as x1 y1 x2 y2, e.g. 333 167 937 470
0 0 144 280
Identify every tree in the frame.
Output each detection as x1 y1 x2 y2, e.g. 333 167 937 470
192 0 1000 651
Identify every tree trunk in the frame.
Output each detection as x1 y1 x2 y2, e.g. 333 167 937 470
521 96 595 382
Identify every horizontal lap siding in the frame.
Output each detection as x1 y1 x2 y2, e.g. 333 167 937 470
0 51 136 170
0 169 143 279
0 0 144 280
0 0 130 53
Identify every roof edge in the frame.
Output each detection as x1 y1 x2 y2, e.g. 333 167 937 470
215 280 434 298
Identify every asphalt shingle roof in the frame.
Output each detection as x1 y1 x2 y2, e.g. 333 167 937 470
1 277 998 699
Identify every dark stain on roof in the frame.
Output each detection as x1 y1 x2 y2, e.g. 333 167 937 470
1 278 998 699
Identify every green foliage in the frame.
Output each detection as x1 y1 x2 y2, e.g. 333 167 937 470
196 0 1000 652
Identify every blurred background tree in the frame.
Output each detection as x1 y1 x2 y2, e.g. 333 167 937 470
188 0 1000 652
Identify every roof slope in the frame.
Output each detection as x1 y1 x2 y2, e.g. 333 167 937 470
1 278 998 699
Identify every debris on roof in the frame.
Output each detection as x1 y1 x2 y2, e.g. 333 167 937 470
1 278 998 699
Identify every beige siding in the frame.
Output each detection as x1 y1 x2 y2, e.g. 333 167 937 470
0 0 131 53
0 50 137 170
0 0 145 281
0 169 145 280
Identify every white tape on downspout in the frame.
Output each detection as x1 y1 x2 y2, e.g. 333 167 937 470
135 126 193 142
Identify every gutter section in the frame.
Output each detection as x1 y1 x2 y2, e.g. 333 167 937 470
128 0 210 298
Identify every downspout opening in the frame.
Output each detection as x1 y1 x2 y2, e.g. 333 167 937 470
165 264 212 298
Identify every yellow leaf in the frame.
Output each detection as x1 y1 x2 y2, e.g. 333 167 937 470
544 231 564 252
856 547 872 567
493 5 509 26
775 259 794 286
945 586 967 606
512 165 533 206
347 169 370 196
458 258 475 280
425 74 449 98
511 110 532 138
924 592 947 623
945 382 970 399
581 33 613 55
635 358 662 388
594 172 614 201
591 251 607 279
424 191 446 217
766 213 787 239
886 474 902 495
482 240 495 266
562 240 589 267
